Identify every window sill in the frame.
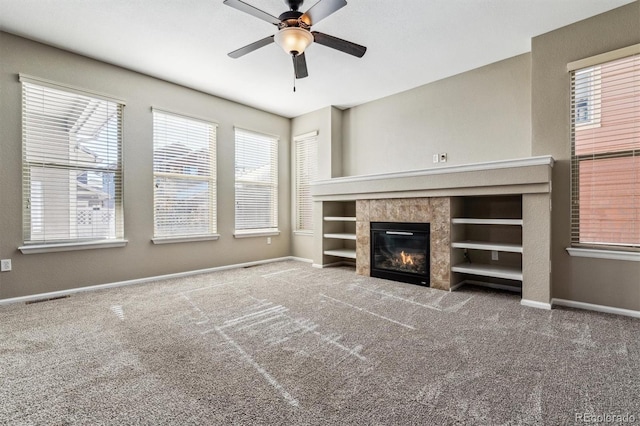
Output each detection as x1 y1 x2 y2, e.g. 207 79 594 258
152 234 220 245
233 230 280 239
293 230 313 236
566 247 640 262
19 239 128 254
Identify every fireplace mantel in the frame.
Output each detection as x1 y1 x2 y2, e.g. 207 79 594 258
311 156 554 310
311 156 554 200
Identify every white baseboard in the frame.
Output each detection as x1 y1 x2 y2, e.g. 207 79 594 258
0 256 298 306
552 298 640 319
521 299 552 310
289 256 313 264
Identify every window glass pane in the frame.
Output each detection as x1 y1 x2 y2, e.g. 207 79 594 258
153 111 217 238
295 134 318 232
234 129 278 231
22 81 123 244
571 53 640 248
578 157 640 246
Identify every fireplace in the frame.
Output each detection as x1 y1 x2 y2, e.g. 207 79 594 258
370 222 430 286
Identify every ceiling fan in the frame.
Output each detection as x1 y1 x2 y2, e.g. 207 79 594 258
223 0 367 79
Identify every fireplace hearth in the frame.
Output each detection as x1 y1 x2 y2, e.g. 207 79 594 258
370 222 430 286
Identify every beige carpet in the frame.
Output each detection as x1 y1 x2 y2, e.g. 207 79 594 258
1 260 639 424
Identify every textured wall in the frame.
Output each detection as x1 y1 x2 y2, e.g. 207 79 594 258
0 32 291 299
531 1 640 310
341 53 532 177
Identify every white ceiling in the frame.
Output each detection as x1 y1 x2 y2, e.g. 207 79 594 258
0 0 634 118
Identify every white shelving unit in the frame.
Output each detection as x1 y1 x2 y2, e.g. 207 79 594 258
451 196 523 291
323 248 357 259
451 263 522 281
323 233 357 240
324 216 356 222
322 202 357 261
451 218 523 226
451 241 522 253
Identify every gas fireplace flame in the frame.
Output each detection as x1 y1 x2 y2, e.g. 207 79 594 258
400 251 414 265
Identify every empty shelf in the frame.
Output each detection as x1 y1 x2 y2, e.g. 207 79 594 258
451 263 522 281
451 240 523 253
324 216 357 222
451 218 523 226
324 249 357 259
324 233 357 240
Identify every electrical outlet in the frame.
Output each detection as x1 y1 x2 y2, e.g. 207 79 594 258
1 259 12 272
267 237 272 245
439 153 447 163
491 251 499 261
432 154 439 163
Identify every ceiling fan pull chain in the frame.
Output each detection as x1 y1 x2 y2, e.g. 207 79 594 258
293 57 297 92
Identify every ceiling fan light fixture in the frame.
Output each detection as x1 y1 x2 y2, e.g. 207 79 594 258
274 27 313 55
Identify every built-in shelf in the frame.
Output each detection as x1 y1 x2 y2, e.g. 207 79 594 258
451 240 523 253
451 263 523 281
324 249 357 259
321 202 357 266
451 218 523 226
324 233 357 240
451 196 524 289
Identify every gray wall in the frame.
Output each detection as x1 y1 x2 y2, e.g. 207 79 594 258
531 1 640 310
341 53 532 176
3 1 639 311
0 32 291 299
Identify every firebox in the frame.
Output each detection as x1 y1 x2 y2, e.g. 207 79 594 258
370 222 430 286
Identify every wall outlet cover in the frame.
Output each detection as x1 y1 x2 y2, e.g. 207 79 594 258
1 259 11 272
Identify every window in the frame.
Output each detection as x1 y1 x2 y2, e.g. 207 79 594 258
153 110 217 240
574 67 601 128
570 48 640 249
294 131 318 232
234 128 279 235
21 77 124 246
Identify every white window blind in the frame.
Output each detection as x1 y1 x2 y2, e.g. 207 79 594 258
21 79 124 244
570 51 640 249
153 110 217 238
294 132 318 232
234 128 279 233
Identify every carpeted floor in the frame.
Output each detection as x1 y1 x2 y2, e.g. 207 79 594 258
1 260 639 425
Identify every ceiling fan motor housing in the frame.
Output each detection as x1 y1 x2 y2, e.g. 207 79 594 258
278 10 307 28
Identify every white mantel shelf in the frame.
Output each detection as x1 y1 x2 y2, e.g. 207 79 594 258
312 156 554 200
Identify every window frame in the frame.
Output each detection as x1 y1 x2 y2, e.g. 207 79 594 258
233 127 280 238
293 131 318 234
568 45 640 256
18 75 126 254
151 108 218 244
573 66 602 130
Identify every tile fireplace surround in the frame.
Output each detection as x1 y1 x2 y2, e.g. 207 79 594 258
356 198 452 290
312 156 555 309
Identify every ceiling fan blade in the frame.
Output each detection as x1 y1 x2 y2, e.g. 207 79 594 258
293 53 309 79
223 0 281 25
300 0 347 26
311 31 367 58
228 35 275 58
